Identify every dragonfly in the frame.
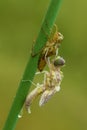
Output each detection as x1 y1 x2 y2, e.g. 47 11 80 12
25 56 65 113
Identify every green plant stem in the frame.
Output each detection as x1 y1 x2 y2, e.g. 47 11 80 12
3 0 63 130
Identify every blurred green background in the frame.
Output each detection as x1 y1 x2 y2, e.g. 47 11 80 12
0 0 87 130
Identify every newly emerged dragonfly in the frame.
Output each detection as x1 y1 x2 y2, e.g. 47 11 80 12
32 25 64 71
25 56 65 113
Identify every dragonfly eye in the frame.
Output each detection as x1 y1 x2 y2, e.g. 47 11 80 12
54 56 65 67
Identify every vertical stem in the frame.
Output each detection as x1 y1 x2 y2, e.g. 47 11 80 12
3 0 63 130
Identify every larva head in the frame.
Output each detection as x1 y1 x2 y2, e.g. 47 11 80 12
58 32 64 43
